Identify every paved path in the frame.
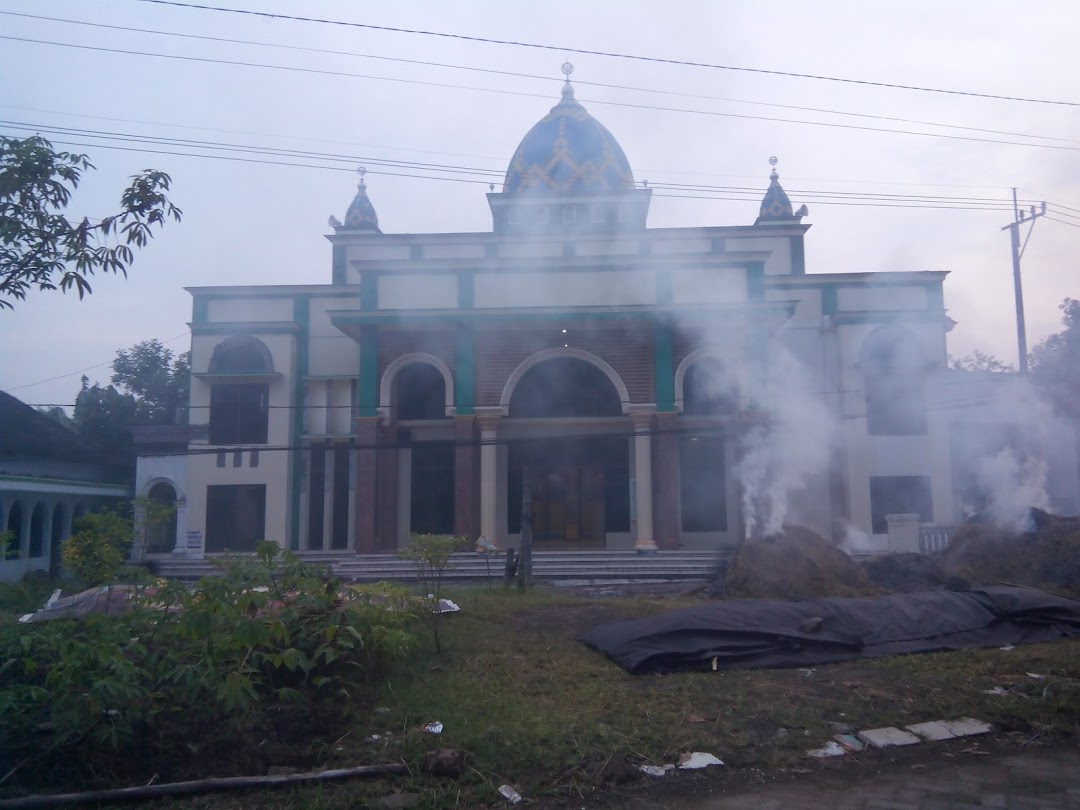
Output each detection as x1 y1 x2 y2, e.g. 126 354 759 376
689 747 1080 809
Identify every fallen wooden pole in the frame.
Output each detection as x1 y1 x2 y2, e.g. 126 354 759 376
0 763 408 808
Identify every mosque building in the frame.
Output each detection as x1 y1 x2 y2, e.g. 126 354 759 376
137 68 1079 560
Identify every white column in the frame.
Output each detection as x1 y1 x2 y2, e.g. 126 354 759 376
41 502 54 564
478 412 501 548
322 444 335 550
631 411 658 552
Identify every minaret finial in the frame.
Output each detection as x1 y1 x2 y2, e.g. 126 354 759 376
768 155 779 180
560 61 575 100
357 165 368 189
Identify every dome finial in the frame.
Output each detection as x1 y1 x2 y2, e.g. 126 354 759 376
560 61 575 100
755 156 797 224
343 165 381 232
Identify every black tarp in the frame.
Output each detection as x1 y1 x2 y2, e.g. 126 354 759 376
578 586 1080 674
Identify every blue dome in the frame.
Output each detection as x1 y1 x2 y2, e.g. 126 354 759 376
343 171 380 231
503 83 635 194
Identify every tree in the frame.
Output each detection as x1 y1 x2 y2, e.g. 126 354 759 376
1031 298 1080 422
948 350 1015 373
73 375 138 472
111 339 190 425
0 135 181 308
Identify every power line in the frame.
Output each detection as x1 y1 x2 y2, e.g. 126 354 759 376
0 121 1042 212
135 0 1080 108
1046 216 1080 229
6 11 1078 147
3 332 191 392
0 103 1028 192
6 35 1080 155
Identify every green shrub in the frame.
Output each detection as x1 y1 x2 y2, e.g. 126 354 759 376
0 544 423 784
62 511 132 585
400 533 463 654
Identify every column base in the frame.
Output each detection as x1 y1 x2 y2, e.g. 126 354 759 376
633 538 659 553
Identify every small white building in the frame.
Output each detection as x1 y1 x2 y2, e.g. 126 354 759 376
0 392 129 581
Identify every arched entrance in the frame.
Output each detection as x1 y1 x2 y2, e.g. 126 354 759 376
5 502 24 558
29 503 46 559
50 504 65 576
146 482 179 553
505 355 630 547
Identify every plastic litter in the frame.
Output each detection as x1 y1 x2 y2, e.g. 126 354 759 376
497 784 522 804
833 733 865 752
983 686 1009 696
435 599 460 614
639 765 668 777
423 721 443 734
806 741 845 758
797 668 816 677
999 644 1016 651
677 752 724 769
1027 672 1046 680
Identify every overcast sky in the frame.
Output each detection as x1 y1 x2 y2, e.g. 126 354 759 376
2 0 1078 409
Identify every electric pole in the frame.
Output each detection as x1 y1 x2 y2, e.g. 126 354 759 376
1002 188 1046 373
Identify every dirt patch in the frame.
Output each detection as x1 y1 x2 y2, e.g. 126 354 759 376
717 526 877 599
860 552 947 592
941 508 1080 593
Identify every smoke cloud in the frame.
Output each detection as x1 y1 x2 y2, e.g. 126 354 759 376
734 343 835 539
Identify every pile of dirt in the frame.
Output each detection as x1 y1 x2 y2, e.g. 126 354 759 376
718 525 878 600
861 552 948 593
940 508 1080 593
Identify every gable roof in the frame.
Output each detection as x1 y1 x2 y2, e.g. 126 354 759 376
0 390 100 463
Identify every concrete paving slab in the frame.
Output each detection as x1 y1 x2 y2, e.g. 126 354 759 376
905 721 957 741
856 726 922 748
944 717 993 737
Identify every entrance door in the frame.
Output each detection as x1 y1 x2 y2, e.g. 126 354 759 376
509 439 626 548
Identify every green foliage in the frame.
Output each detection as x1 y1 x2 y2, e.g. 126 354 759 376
0 528 14 561
0 546 422 786
111 339 190 426
1031 297 1080 422
948 349 1015 373
400 534 463 654
0 135 181 308
62 511 133 586
73 376 138 470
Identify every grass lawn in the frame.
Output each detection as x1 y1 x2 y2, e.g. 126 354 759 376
3 580 1079 809
142 585 1080 810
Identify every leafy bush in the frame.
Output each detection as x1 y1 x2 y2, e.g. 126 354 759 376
62 510 132 585
400 533 463 653
0 544 423 787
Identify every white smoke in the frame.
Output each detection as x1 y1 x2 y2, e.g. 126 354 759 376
972 448 1050 533
734 345 835 538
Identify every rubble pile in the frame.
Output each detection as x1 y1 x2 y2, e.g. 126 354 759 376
720 525 877 599
941 508 1080 593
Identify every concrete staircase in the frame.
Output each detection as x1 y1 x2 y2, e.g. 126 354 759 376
146 549 728 586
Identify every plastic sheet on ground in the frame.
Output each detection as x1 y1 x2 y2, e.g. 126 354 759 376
579 586 1080 674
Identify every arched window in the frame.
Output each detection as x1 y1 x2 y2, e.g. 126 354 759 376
396 363 447 420
683 358 738 416
146 482 178 553
509 357 623 418
209 336 273 373
28 503 46 558
861 327 928 436
5 502 24 558
209 336 272 444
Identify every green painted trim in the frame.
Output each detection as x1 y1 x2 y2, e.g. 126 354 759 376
822 285 838 315
192 297 208 324
0 474 129 493
790 235 805 275
329 305 786 328
655 269 673 305
332 245 347 285
189 324 301 336
289 296 310 551
457 270 474 309
455 328 475 415
190 290 363 300
358 325 379 417
654 325 675 412
360 271 378 312
747 262 766 300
